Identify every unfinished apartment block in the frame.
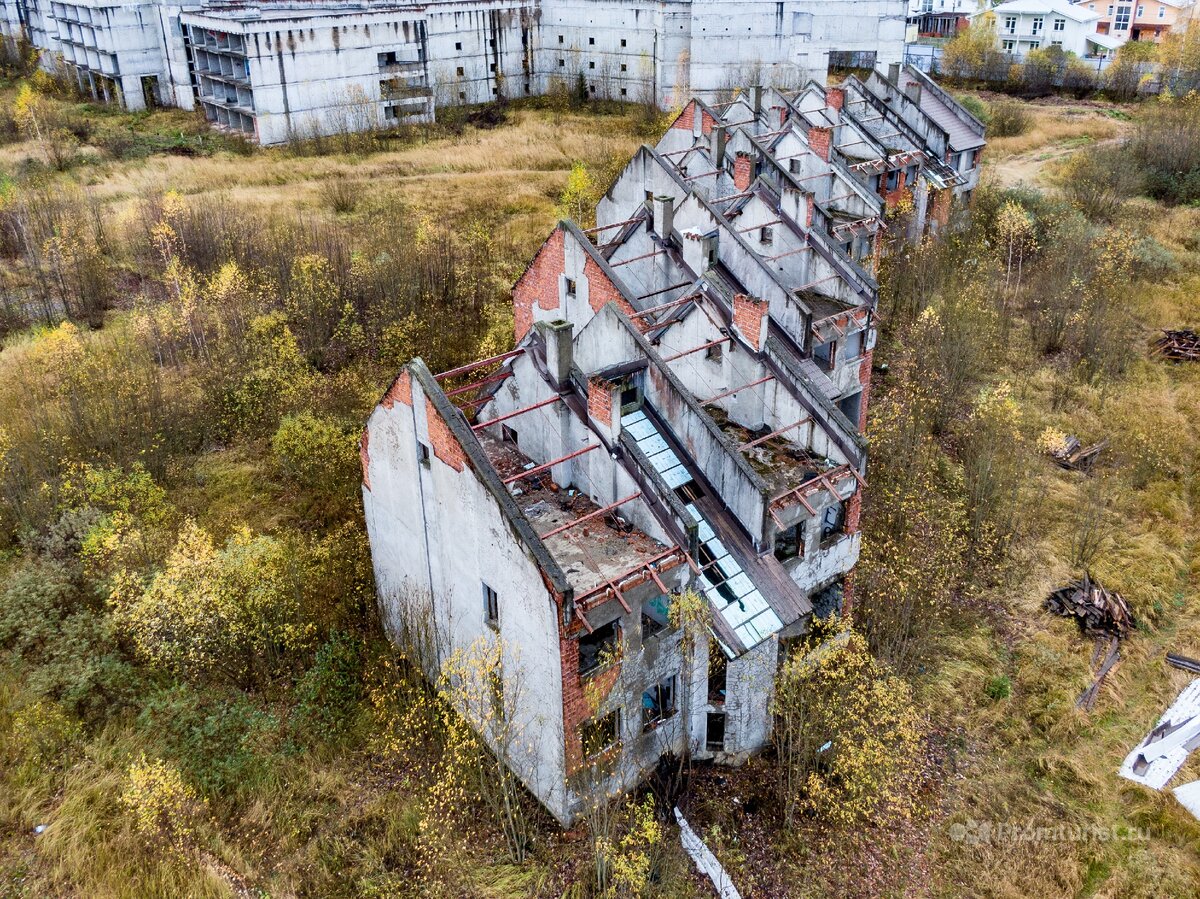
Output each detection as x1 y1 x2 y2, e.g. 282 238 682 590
361 70 983 825
2 0 910 143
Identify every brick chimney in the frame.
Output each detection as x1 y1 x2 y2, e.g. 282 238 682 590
587 376 621 440
733 151 753 191
733 293 769 352
536 319 573 386
826 86 845 113
808 126 832 162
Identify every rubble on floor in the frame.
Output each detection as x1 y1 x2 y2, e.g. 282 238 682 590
1045 574 1134 640
1153 329 1200 362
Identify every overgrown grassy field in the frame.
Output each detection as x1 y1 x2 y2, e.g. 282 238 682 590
1 74 1200 898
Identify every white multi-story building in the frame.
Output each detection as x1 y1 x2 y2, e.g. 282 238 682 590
985 0 1122 56
2 0 910 142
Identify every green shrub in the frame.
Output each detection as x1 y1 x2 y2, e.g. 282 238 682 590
985 675 1012 701
290 632 366 744
986 100 1032 138
957 94 990 124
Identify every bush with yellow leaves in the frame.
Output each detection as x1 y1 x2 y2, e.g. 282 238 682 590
122 756 207 854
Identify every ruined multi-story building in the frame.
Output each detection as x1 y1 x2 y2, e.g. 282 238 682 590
2 0 909 142
360 69 984 825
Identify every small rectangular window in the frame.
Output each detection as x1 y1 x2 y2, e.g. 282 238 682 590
706 342 724 362
582 709 619 756
588 36 595 45
788 158 801 175
459 91 466 100
620 88 627 96
490 63 496 72
558 34 564 43
821 502 846 542
456 66 464 76
641 594 669 639
621 38 627 47
774 523 802 561
489 38 496 47
759 225 773 244
483 582 499 627
642 676 678 730
418 441 431 466
588 61 595 69
565 277 576 296
620 63 627 72
814 338 837 372
559 58 565 67
501 425 518 444
455 41 461 50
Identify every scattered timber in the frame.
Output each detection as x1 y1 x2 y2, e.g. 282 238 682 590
1077 637 1120 710
1167 652 1200 675
1153 329 1200 362
1045 573 1135 639
1047 435 1107 472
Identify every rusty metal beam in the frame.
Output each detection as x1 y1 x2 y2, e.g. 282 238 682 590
611 248 667 267
738 417 810 451
636 282 693 302
444 371 510 397
539 492 642 539
661 337 730 363
583 215 644 234
500 444 599 485
471 395 560 431
701 375 774 405
434 348 524 381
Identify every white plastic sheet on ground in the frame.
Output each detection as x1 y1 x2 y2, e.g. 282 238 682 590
1119 680 1200 790
674 807 741 899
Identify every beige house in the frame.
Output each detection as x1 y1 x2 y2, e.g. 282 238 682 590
1087 0 1194 42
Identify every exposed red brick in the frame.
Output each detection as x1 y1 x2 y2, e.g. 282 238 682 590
732 293 769 351
425 397 465 472
583 255 635 319
588 377 613 427
845 491 862 535
700 109 715 136
560 632 623 774
932 186 952 227
806 194 815 228
381 370 412 409
513 229 566 341
672 100 696 131
808 126 832 162
733 152 753 191
826 87 845 111
857 348 873 432
359 429 371 490
882 170 910 209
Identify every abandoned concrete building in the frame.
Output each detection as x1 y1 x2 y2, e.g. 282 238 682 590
360 69 984 825
2 0 908 142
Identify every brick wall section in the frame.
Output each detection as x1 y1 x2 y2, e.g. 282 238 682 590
583 255 635 319
857 348 873 432
588 377 613 427
672 100 695 131
359 429 371 490
425 397 466 472
932 186 952 228
700 109 715 135
512 229 565 341
733 152 753 192
560 634 623 774
381 370 412 409
882 170 910 210
826 87 845 111
808 126 832 162
733 293 769 351
844 491 862 535
806 194 815 228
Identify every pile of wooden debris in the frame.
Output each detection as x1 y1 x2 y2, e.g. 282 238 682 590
1045 573 1135 639
1047 435 1107 472
1153 329 1200 362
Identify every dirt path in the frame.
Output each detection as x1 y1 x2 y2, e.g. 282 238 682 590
987 136 1123 189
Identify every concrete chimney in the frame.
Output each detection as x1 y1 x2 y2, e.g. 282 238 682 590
888 62 900 85
711 123 727 167
905 81 922 105
536 319 573 386
650 194 674 240
681 228 717 274
751 85 762 116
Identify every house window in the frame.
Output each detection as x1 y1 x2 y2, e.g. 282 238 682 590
838 390 862 425
706 342 724 362
565 277 576 296
1107 4 1114 14
417 441 431 466
558 34 564 43
821 502 846 542
455 41 461 50
559 58 565 67
456 66 464 76
501 424 518 444
619 379 643 412
709 652 727 703
1029 40 1040 49
1053 17 1065 30
773 523 802 561
1137 4 1144 14
620 63 627 72
1158 5 1165 16
490 63 496 72
641 594 670 640
621 38 627 47
759 225 773 244
489 38 495 47
1051 38 1063 46
842 328 863 360
1031 15 1044 33
642 676 678 730
1115 4 1131 28
459 91 466 100
588 61 595 69
706 712 726 751
483 582 499 628
588 36 595 45
788 158 801 175
886 169 900 191
1003 15 1017 32
582 709 620 756
620 88 627 96
578 619 620 676
814 338 836 372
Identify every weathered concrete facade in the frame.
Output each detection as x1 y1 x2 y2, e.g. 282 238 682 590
361 76 982 825
3 0 909 143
